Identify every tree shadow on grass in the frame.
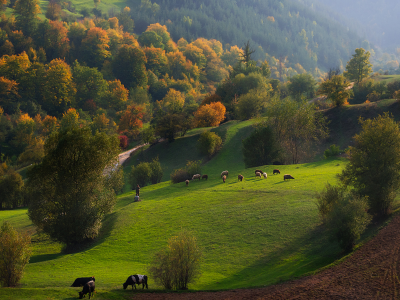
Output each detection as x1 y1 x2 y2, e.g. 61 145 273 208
30 252 65 264
204 223 342 290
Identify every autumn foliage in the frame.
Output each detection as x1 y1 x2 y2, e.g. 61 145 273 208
194 101 226 127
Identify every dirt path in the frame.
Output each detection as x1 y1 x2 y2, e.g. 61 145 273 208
132 215 400 299
118 144 147 166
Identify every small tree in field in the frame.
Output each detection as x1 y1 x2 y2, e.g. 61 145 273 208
197 131 222 157
0 222 31 287
129 162 152 187
317 186 371 252
242 123 281 168
149 157 163 184
338 113 400 216
149 230 202 290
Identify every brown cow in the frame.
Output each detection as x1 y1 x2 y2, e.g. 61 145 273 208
202 174 208 180
222 175 226 183
273 169 280 175
284 174 294 181
238 174 244 181
185 180 189 186
255 169 263 175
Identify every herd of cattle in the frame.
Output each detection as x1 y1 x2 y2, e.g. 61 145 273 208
71 275 148 298
185 169 295 186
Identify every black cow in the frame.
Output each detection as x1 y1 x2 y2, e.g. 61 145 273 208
123 274 148 290
79 280 95 299
71 277 95 287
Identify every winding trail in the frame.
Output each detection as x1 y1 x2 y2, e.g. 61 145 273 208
132 215 400 299
118 143 147 166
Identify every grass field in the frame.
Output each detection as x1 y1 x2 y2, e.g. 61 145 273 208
1 117 392 299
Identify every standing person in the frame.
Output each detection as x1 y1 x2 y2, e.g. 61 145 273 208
135 184 140 196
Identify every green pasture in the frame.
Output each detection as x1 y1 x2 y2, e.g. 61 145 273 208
1 117 396 299
372 74 400 83
1 157 386 299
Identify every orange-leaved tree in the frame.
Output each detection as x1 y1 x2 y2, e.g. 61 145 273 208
194 101 226 127
118 105 144 138
81 27 110 68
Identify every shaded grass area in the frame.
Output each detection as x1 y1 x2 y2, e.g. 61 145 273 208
1 157 385 299
122 120 257 192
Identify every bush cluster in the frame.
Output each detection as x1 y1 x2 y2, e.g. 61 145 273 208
170 168 190 184
317 184 371 251
197 131 222 157
323 144 341 159
149 230 202 290
130 158 164 187
0 221 31 287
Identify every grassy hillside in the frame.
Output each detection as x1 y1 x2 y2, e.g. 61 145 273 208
323 98 400 151
1 115 396 299
2 158 354 300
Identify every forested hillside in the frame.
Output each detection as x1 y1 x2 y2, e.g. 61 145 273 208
127 0 364 71
316 0 400 51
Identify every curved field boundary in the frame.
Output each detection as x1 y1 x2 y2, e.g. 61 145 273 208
132 214 400 299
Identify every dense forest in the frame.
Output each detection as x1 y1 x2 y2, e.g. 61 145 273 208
125 0 364 72
316 0 400 51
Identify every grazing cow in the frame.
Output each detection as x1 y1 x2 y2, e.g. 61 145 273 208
273 169 280 175
263 172 268 179
71 277 95 287
222 175 226 183
284 174 295 181
255 172 262 178
185 179 189 186
79 280 95 299
221 170 229 178
123 275 148 290
192 174 201 180
255 169 263 175
238 174 244 181
202 174 208 180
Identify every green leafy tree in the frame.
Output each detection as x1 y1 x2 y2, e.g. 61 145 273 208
112 44 148 90
129 162 151 187
317 185 371 252
0 221 31 287
13 0 41 37
150 230 202 290
287 73 316 100
339 113 400 216
26 126 120 246
72 61 108 107
0 169 24 209
242 123 282 168
149 157 163 184
138 31 164 49
344 48 373 84
318 75 353 107
197 131 222 157
266 97 328 164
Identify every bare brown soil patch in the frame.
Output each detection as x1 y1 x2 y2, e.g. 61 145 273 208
132 215 400 299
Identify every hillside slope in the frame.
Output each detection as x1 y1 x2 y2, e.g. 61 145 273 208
126 0 362 71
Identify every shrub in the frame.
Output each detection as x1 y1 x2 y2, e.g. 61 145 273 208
119 135 128 149
170 168 190 184
149 230 202 290
197 131 222 157
323 144 341 159
242 124 281 168
393 90 400 100
325 191 371 252
366 91 380 102
316 183 345 222
338 113 400 216
149 157 163 184
0 221 31 287
186 160 202 178
0 169 25 209
129 162 152 187
194 102 226 127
